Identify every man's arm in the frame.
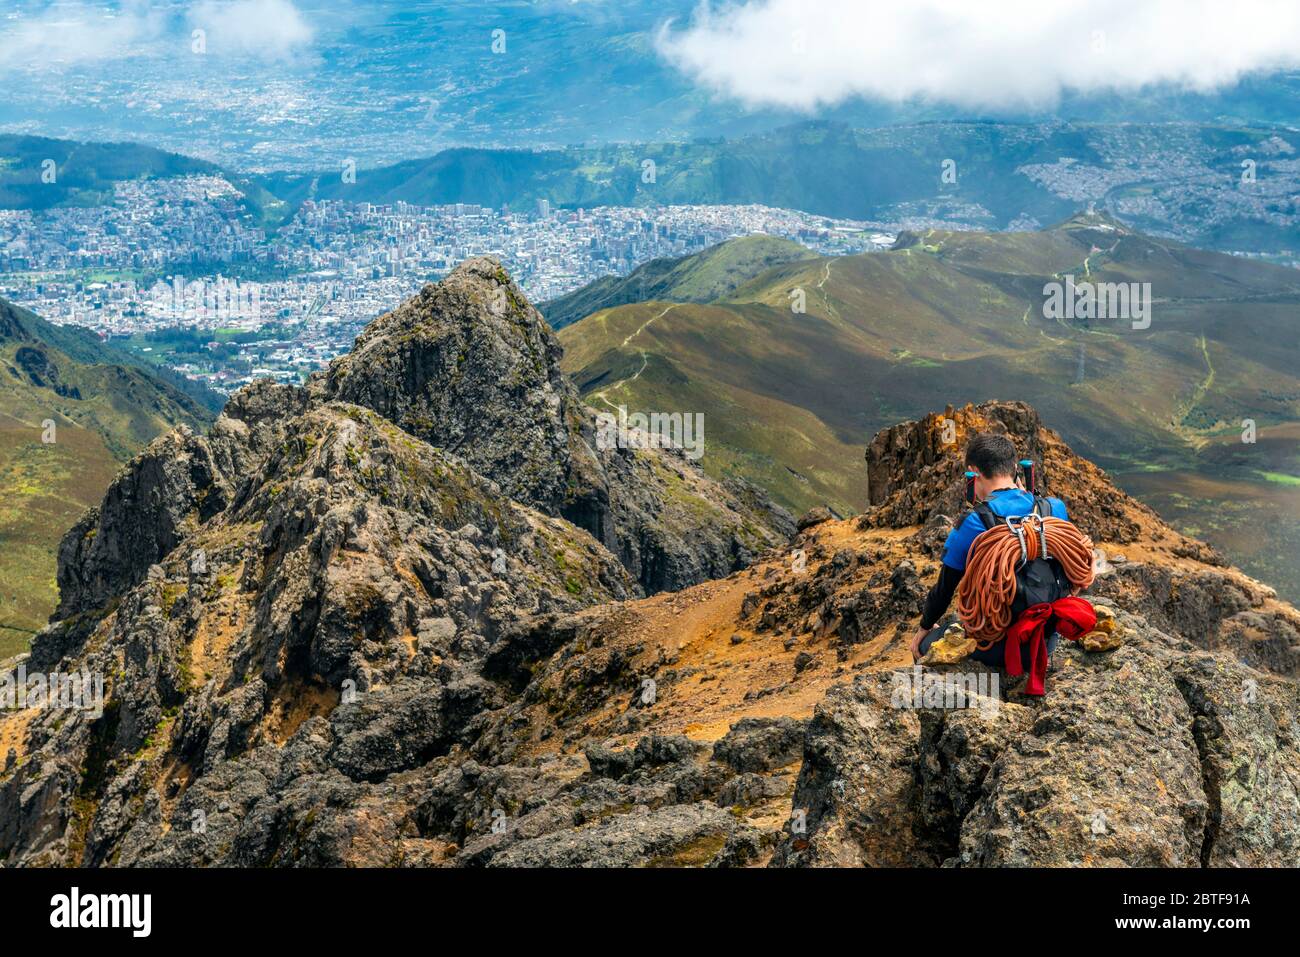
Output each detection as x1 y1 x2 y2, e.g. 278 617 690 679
920 563 964 630
911 512 978 660
909 562 964 660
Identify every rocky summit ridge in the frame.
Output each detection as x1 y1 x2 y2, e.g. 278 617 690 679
1 263 1297 868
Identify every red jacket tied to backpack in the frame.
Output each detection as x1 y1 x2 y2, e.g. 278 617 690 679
1002 596 1096 696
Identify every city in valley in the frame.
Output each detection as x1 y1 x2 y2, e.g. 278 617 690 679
0 173 884 392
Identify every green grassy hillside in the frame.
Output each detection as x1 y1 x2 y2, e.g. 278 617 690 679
541 235 815 329
558 215 1300 562
0 299 215 655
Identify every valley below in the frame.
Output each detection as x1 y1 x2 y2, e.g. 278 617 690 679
1112 422 1300 605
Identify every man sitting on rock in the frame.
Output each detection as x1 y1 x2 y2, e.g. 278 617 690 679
908 433 1074 678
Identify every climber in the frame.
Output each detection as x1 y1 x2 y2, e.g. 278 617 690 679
908 433 1095 695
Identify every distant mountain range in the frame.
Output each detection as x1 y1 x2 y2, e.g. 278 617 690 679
0 298 216 650
555 215 1300 598
257 121 1300 255
5 120 1299 255
0 135 215 210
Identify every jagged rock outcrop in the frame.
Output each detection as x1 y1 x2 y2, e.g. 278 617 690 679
315 259 593 520
3 401 637 866
865 401 1143 544
54 426 231 622
0 259 792 868
770 671 935 866
313 257 791 594
772 605 1300 867
206 379 313 478
50 380 313 627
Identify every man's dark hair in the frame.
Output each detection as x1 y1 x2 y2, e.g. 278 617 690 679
964 433 1018 478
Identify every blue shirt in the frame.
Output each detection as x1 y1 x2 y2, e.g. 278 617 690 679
942 488 1069 571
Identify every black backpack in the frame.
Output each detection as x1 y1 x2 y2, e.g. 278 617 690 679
971 496 1072 619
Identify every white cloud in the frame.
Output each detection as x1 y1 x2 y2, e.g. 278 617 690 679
189 0 314 59
0 0 313 70
0 2 164 69
655 0 1300 110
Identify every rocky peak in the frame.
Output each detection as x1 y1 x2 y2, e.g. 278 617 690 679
312 257 791 593
864 400 1178 546
46 259 788 634
314 257 589 518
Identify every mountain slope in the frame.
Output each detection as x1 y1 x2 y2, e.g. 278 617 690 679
540 235 816 330
2 398 1296 868
557 214 1300 593
0 134 292 230
0 135 217 210
0 298 214 652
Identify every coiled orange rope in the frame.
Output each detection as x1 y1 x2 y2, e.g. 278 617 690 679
956 515 1095 647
